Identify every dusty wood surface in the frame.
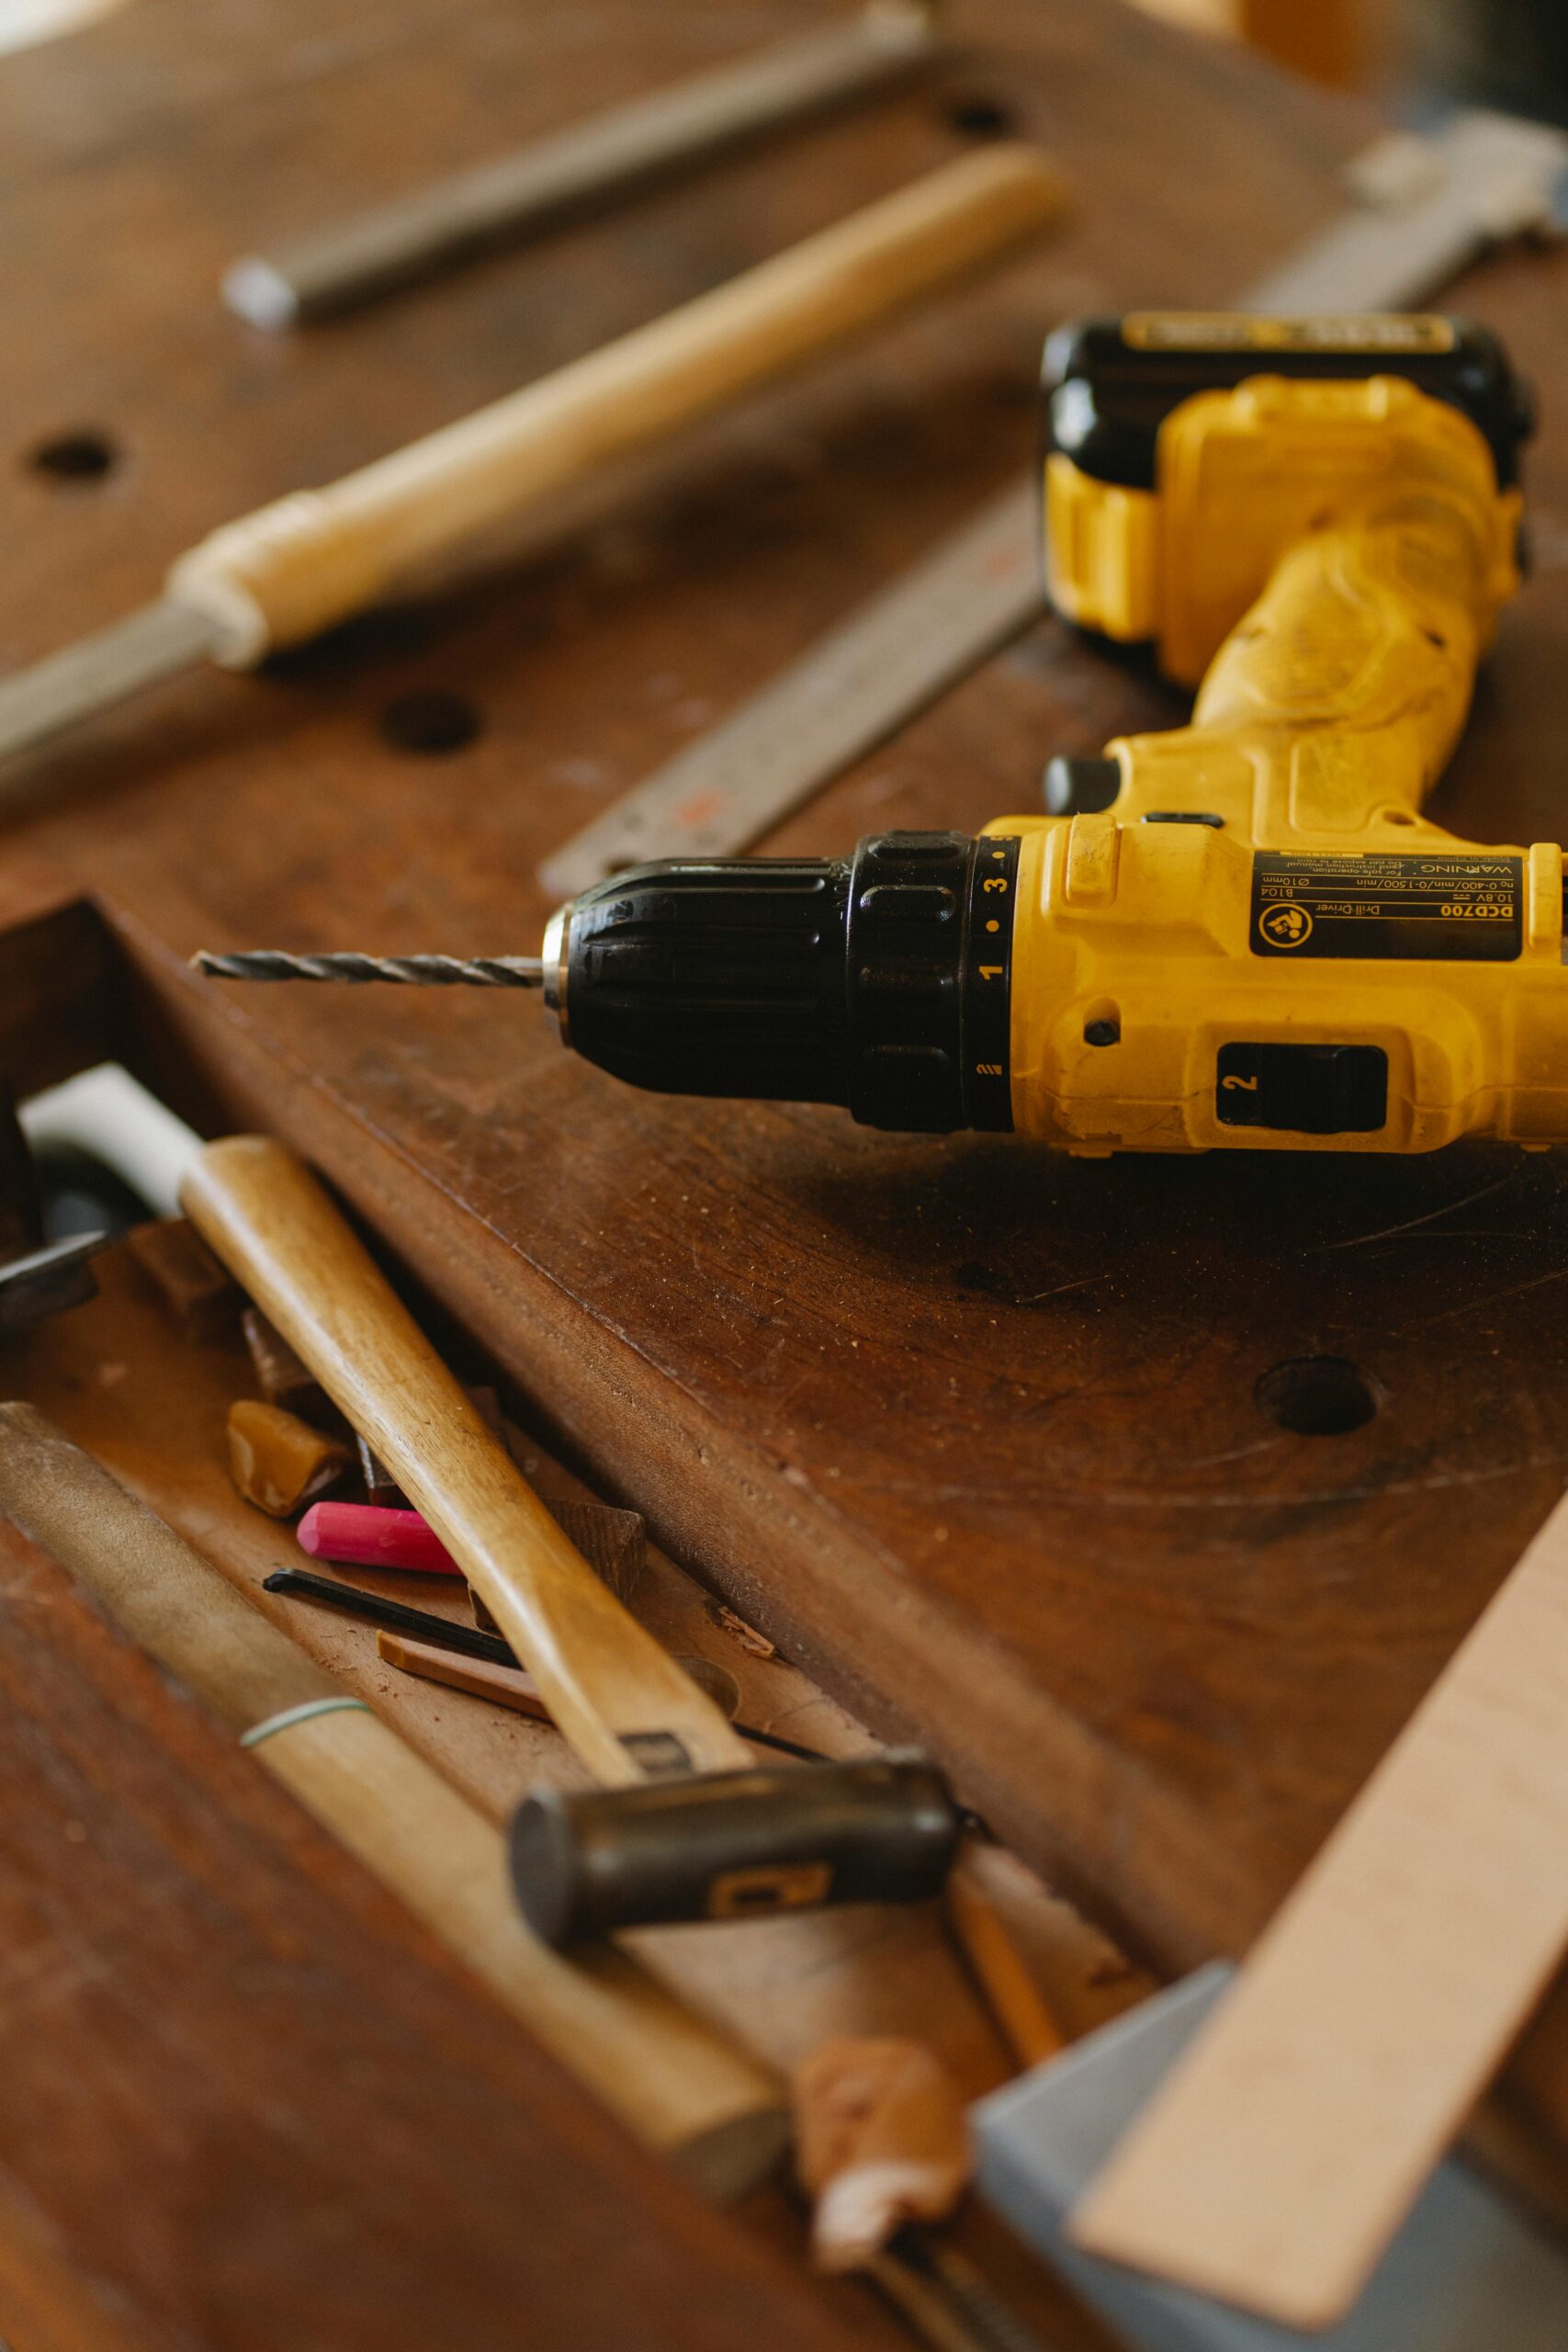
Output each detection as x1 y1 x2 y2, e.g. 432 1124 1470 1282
6 0 1568 2281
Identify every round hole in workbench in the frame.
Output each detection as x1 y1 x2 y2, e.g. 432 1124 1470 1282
945 93 1015 137
378 689 484 756
26 427 120 484
1256 1355 1381 1438
673 1656 741 1720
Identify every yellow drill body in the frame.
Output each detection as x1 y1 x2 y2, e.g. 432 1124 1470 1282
994 327 1559 1157
200 314 1562 1163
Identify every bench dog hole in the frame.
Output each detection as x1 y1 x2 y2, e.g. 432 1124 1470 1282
27 427 121 484
1256 1355 1381 1437
945 94 1015 137
378 689 484 755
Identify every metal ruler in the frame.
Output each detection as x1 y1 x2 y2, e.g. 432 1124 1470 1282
538 480 1041 897
541 109 1568 898
1239 107 1568 313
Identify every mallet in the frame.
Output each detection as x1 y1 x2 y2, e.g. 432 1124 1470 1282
179 1136 965 1943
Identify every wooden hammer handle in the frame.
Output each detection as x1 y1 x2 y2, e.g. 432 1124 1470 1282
167 146 1065 661
182 1136 753 1785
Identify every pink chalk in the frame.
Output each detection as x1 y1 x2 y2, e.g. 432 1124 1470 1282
296 1500 462 1577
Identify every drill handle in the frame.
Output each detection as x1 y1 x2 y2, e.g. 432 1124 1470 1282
1191 511 1503 827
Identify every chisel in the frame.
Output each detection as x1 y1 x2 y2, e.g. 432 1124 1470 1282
225 2 946 327
0 145 1065 786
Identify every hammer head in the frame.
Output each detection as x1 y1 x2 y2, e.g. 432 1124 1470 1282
0 1231 108 1339
510 1753 962 1947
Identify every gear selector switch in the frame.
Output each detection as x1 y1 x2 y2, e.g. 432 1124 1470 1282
1216 1043 1388 1134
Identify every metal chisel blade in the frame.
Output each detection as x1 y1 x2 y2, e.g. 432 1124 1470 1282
0 1230 110 1337
0 599 220 776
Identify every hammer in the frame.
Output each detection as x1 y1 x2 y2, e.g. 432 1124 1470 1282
180 1136 964 1944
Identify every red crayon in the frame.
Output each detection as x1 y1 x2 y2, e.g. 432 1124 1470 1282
297 1499 462 1577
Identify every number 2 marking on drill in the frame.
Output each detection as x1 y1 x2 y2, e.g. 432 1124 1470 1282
1222 1074 1258 1091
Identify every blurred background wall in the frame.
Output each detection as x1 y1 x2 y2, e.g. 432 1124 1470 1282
1133 0 1568 123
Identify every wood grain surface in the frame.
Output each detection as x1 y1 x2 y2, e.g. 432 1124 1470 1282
6 0 1568 2263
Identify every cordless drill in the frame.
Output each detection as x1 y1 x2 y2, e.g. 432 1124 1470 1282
206 312 1557 1158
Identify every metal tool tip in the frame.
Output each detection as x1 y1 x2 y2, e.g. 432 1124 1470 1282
221 257 299 331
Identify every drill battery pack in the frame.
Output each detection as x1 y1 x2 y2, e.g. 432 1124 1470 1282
1041 313 1534 682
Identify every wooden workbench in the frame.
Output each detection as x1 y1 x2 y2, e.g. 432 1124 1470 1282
5 0 1568 2339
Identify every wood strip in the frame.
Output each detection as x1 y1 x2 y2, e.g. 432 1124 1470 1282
1070 1487 1568 2327
946 1862 1066 2074
378 1625 553 1718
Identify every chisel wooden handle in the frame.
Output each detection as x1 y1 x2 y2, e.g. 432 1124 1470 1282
168 146 1066 660
182 1136 754 1785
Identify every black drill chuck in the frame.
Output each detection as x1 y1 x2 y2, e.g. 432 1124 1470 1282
546 830 1021 1134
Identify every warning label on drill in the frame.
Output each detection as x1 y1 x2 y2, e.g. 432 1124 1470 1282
1251 853 1522 962
1122 312 1455 357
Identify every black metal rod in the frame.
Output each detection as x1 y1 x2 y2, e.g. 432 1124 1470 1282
262 1566 827 1759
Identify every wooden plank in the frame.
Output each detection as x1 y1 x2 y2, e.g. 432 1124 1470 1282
1069 1487 1568 2325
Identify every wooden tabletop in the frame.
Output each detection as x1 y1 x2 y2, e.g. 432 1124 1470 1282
6 0 1568 2334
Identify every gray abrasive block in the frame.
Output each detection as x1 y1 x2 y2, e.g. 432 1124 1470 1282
974 1964 1568 2352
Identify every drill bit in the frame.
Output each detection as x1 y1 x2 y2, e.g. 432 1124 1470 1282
194 951 544 987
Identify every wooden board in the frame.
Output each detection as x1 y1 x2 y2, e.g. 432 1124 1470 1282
1070 1487 1568 2324
6 0 1568 2272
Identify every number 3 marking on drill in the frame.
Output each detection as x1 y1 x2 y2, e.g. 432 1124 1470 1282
982 876 1009 893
